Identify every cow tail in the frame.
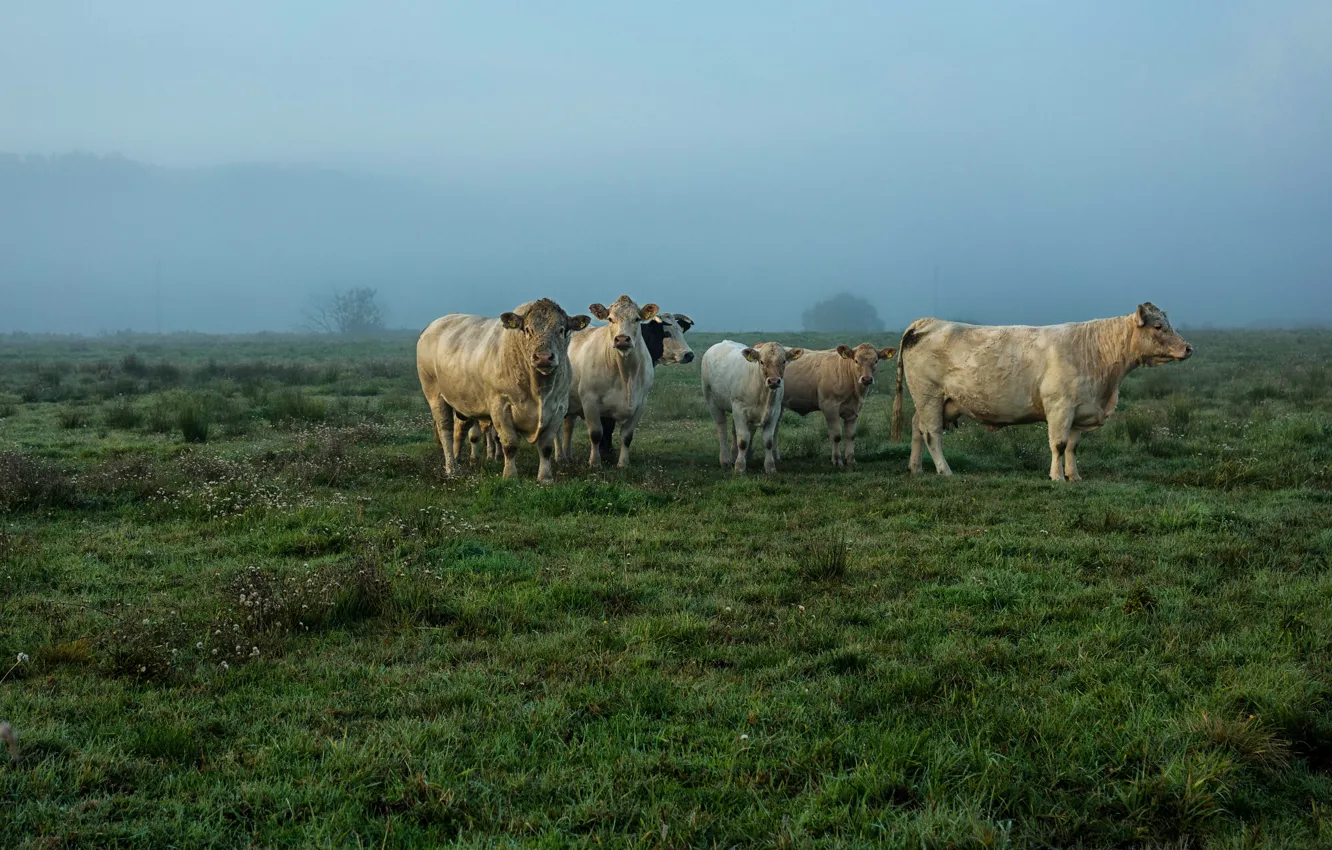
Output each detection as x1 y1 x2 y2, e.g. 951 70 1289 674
890 323 914 442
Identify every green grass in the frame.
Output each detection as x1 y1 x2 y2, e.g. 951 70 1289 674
1 329 1330 848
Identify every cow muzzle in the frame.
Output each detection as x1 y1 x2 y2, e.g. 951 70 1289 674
613 335 632 351
533 352 558 374
679 352 695 364
859 375 874 386
1178 344 1194 360
766 378 782 390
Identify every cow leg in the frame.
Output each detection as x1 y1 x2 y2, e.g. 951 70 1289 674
732 405 753 473
600 417 618 464
1046 407 1075 482
917 400 952 476
908 411 924 474
1064 428 1084 481
772 413 782 462
708 398 732 468
536 427 558 484
760 411 781 474
558 415 576 462
617 410 643 469
583 404 606 469
428 397 459 476
485 424 500 461
491 406 522 479
822 405 843 467
843 414 859 466
452 417 471 462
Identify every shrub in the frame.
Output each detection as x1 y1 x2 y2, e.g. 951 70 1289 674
0 452 77 511
178 402 210 443
265 389 327 425
57 406 89 430
103 398 143 429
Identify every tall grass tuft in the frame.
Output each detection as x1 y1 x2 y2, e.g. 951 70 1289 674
798 535 850 582
178 402 211 443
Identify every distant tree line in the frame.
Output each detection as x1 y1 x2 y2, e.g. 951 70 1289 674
801 293 886 332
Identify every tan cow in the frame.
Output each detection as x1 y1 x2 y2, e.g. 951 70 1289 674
777 343 897 466
417 298 591 482
702 340 804 473
559 295 660 468
890 302 1193 481
558 307 697 463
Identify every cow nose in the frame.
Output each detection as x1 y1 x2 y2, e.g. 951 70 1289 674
1183 344 1194 359
613 335 632 350
859 375 873 385
766 378 782 389
534 352 556 368
680 352 695 364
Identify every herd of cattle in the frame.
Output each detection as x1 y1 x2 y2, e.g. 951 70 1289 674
416 296 1193 483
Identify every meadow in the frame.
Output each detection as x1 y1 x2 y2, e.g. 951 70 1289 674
1 327 1330 848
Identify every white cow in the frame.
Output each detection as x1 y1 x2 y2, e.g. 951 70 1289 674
891 302 1193 480
417 298 591 482
559 295 659 468
701 340 804 474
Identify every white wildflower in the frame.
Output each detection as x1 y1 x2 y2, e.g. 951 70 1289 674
16 653 29 664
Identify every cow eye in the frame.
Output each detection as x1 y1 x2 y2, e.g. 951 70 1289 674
1153 323 1163 330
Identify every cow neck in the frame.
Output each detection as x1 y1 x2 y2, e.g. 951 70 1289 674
1075 314 1141 382
750 360 782 423
837 353 870 399
596 326 645 406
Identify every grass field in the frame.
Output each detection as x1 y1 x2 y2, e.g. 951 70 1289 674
1 327 1330 848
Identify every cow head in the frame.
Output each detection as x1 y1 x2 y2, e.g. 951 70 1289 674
837 342 897 389
500 298 592 376
589 295 658 354
742 342 804 390
642 312 695 365
1132 302 1193 366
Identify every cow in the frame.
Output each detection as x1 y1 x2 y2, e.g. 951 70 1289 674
641 312 696 367
701 340 804 473
558 295 660 469
417 298 591 482
560 309 697 462
777 343 897 467
890 302 1193 481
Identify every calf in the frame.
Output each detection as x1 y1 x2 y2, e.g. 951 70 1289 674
417 299 591 482
890 302 1193 480
701 340 804 473
778 343 896 466
560 295 660 468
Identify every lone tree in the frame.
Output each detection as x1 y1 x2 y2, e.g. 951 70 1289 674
801 293 886 333
303 287 386 335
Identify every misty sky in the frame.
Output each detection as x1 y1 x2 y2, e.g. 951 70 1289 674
2 1 1331 333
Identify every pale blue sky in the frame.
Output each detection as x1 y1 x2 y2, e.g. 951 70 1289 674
2 2 1330 331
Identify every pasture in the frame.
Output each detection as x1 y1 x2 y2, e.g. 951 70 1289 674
1 328 1330 848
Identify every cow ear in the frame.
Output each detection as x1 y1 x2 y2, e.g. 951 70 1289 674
673 314 693 332
742 347 760 362
567 314 592 331
836 345 854 359
500 312 524 330
589 303 610 320
1136 303 1152 326
878 346 897 360
638 303 660 321
786 348 805 362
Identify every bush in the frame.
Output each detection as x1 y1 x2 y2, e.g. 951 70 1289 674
178 402 210 443
0 452 77 511
265 389 327 425
57 406 89 430
104 398 143 429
